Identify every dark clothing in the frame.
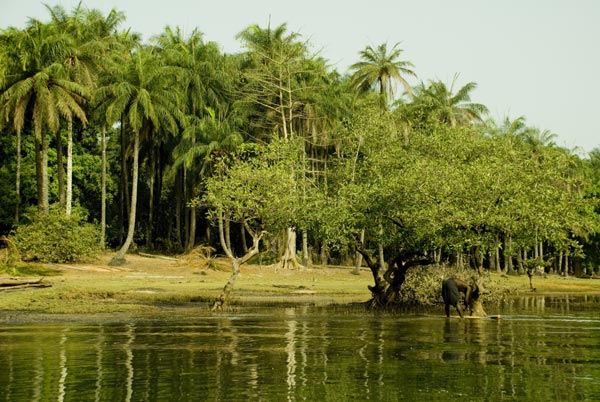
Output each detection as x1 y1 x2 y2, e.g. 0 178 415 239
441 278 470 318
442 278 461 307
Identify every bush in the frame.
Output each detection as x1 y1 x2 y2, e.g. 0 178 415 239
398 264 514 306
399 264 474 306
12 205 101 263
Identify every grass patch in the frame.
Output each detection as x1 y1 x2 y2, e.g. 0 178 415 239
0 263 62 277
1 253 599 316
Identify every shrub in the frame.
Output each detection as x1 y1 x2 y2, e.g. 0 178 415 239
12 205 101 263
399 264 474 306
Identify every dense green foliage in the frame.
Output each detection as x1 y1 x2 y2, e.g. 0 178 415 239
12 206 101 263
1 5 599 276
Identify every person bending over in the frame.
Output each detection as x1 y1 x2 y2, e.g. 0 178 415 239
441 278 471 318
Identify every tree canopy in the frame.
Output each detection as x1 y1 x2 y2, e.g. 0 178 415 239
1 6 599 292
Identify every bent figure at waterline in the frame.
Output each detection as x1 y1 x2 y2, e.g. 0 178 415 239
441 278 470 318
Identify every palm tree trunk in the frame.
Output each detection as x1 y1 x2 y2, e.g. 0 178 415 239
100 127 106 249
187 206 196 251
175 168 182 248
35 134 42 211
56 129 65 208
14 130 21 223
146 150 155 248
40 131 49 214
119 118 129 243
66 119 73 215
110 130 140 266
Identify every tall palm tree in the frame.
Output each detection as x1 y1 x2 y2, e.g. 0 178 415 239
412 75 489 127
96 47 183 265
152 26 232 250
45 4 126 216
349 42 416 110
0 20 89 215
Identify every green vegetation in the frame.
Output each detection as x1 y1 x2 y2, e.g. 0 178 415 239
1 5 600 309
12 206 101 263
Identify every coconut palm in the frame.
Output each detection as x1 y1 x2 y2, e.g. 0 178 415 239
96 46 184 265
349 42 416 110
412 75 489 127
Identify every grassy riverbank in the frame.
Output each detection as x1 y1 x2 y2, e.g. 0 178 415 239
1 253 599 315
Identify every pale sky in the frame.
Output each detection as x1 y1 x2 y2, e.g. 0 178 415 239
2 0 599 154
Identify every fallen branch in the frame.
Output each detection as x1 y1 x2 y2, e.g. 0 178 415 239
138 252 178 261
0 278 51 292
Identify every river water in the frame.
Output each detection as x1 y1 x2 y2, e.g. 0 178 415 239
1 295 599 401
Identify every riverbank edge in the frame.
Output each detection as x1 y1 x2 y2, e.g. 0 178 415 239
1 253 599 318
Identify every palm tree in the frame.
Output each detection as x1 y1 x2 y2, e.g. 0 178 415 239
96 46 183 265
152 26 232 250
0 20 89 215
45 4 125 215
412 75 489 127
349 42 416 110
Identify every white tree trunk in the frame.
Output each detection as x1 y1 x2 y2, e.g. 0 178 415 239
280 227 300 269
15 130 21 222
41 131 49 214
66 119 73 215
100 127 106 248
110 130 139 265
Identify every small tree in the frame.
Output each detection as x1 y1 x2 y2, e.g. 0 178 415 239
202 139 310 309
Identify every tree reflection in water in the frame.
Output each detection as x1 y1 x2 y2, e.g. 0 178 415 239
1 296 600 401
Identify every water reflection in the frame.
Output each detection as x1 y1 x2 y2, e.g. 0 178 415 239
1 296 600 401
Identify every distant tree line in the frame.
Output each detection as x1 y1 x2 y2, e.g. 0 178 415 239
1 5 599 292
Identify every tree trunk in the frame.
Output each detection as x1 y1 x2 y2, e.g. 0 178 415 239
56 129 65 208
189 206 197 250
40 131 49 214
146 150 155 248
319 240 328 265
183 168 190 249
35 134 42 211
241 223 248 253
378 224 385 272
175 169 183 248
100 127 106 249
212 217 263 311
558 250 563 275
352 228 365 275
280 227 301 269
225 216 231 252
516 249 524 274
14 130 21 223
66 119 73 215
495 237 501 273
110 130 140 266
301 229 309 267
119 118 129 243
